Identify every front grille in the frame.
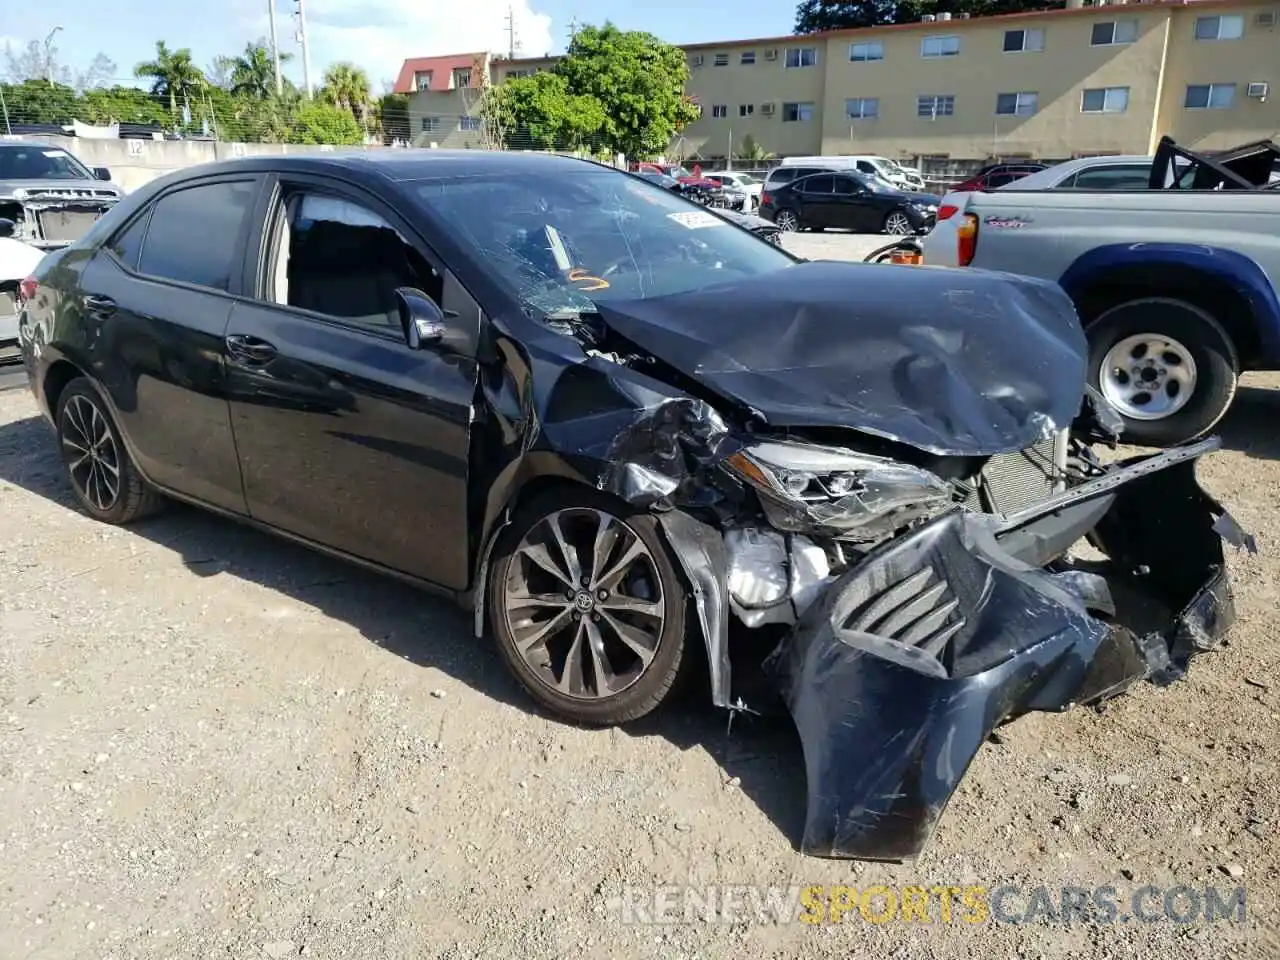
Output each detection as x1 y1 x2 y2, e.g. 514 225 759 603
963 430 1066 516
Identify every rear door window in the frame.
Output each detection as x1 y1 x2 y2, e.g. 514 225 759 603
803 175 835 194
136 180 257 292
105 210 152 271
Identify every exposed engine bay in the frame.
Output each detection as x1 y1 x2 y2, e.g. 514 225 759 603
0 187 120 250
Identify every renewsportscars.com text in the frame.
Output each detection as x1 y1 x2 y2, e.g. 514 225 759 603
613 884 1247 926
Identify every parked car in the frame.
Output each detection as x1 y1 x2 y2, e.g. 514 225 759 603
701 171 763 208
628 160 727 200
759 170 939 234
0 140 124 251
633 169 727 207
999 155 1154 191
17 149 1242 861
709 204 783 244
0 220 44 361
921 136 1280 446
951 162 1048 192
781 155 925 192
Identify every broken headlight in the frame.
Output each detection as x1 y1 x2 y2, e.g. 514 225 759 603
724 440 955 541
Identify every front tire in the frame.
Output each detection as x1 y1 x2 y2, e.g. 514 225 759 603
55 377 164 523
883 210 913 235
1085 298 1238 447
487 488 689 725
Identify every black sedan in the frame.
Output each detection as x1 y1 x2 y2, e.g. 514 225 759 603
14 149 1240 861
759 170 939 235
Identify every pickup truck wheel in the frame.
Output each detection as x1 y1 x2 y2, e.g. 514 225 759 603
487 489 689 726
1085 297 1238 447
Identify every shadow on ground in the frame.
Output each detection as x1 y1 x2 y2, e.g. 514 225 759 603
0 412 809 850
1216 385 1280 461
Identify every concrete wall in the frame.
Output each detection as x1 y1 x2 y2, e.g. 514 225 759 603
12 135 401 193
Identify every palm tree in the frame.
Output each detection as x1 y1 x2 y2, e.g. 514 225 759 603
134 41 205 117
229 40 291 100
319 63 372 129
740 135 775 162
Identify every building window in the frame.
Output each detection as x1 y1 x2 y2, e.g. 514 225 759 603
921 35 960 58
452 68 471 88
917 94 955 118
845 97 879 120
996 91 1038 116
505 69 531 80
414 71 433 91
713 53 729 66
849 41 883 62
782 101 815 121
1194 15 1245 40
1081 86 1130 113
785 47 818 68
421 117 441 132
739 103 754 117
711 104 728 118
1003 28 1044 52
459 116 482 131
1184 83 1236 109
740 50 756 64
1091 20 1138 46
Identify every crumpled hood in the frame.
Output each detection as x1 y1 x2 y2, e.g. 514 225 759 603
593 260 1087 456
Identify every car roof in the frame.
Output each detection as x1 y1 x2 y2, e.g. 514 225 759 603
147 149 610 187
1009 154 1151 189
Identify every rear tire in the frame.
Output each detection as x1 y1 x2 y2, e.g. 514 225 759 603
1084 298 1238 447
487 487 690 726
55 377 165 524
773 209 799 232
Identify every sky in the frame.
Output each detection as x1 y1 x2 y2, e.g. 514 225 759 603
1 0 797 92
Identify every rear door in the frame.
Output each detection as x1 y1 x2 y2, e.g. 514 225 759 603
74 175 260 513
796 174 837 226
223 173 480 590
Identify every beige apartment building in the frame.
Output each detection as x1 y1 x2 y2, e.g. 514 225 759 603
395 0 1279 164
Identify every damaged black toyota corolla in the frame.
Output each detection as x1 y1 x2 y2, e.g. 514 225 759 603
18 152 1250 862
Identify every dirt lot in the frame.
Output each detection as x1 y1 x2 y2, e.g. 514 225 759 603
2 233 1278 958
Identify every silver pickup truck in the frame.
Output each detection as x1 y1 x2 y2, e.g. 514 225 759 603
922 138 1280 446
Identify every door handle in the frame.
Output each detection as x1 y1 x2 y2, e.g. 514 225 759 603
225 334 278 364
84 294 116 316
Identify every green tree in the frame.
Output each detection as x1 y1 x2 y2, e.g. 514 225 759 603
319 63 372 130
134 41 205 117
795 0 1061 31
739 135 775 162
227 40 291 99
488 72 607 151
289 100 364 144
78 85 169 125
0 79 78 124
375 92 410 142
552 23 699 158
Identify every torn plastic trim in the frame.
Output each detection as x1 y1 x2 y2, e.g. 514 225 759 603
767 444 1244 861
653 509 733 709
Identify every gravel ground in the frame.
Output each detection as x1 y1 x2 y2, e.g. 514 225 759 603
2 233 1278 958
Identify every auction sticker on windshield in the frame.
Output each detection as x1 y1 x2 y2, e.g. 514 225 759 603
668 211 725 230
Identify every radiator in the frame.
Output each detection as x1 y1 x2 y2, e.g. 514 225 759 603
964 429 1068 517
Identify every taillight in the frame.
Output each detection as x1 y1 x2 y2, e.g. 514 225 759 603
956 214 978 267
937 203 959 221
18 275 38 305
760 191 772 206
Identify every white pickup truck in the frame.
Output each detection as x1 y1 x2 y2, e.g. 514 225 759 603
922 137 1280 446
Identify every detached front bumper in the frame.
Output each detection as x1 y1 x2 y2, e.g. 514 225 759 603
764 438 1246 861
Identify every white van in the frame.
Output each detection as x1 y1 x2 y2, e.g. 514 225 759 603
781 155 925 191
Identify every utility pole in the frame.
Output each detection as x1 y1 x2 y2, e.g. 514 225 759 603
294 0 314 96
268 0 283 95
43 26 63 85
505 5 519 59
566 16 578 46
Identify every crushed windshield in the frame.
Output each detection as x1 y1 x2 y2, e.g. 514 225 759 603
0 145 96 180
414 167 795 316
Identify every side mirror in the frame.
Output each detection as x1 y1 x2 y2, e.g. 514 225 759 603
0 218 15 239
92 166 112 181
395 287 447 349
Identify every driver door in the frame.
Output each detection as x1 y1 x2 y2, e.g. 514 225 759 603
224 174 481 590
